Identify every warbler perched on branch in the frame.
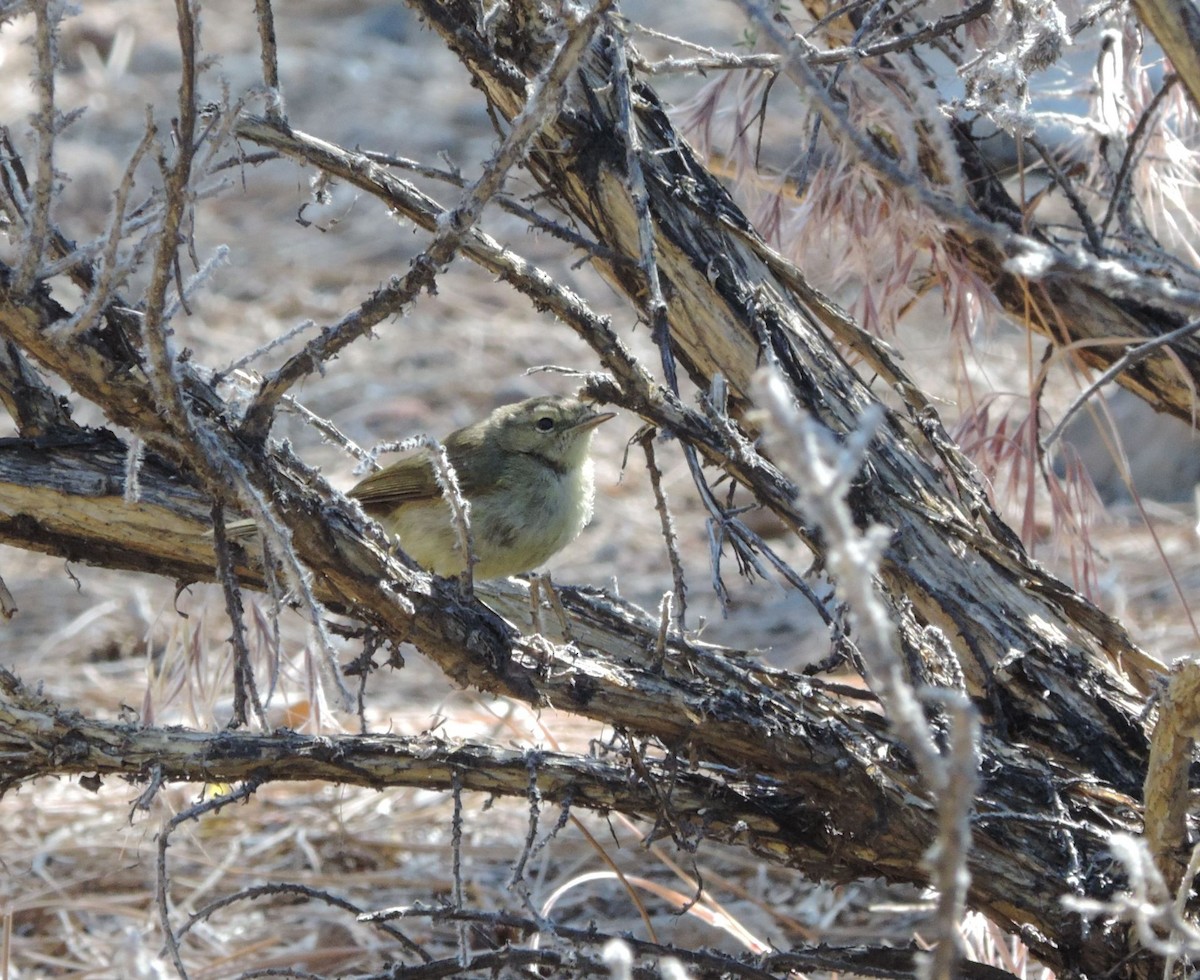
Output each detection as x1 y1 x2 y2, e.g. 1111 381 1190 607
350 394 614 577
229 395 614 579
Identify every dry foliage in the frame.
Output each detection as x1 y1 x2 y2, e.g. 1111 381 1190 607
1 0 1200 979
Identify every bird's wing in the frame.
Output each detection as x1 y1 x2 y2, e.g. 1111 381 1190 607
348 454 441 507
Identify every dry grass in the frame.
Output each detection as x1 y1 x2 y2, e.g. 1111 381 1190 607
0 2 834 974
0 0 1195 976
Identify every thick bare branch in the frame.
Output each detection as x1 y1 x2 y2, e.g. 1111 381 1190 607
0 4 1189 976
1132 0 1200 115
0 405 1150 977
0 337 74 437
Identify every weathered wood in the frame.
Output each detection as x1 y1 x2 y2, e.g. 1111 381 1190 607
1144 660 1200 891
0 434 1147 972
0 655 1039 980
1130 0 1200 116
0 6 1184 974
387 5 1168 972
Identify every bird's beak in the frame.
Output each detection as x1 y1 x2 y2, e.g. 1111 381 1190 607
573 410 616 432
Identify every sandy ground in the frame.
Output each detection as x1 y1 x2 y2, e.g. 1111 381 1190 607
0 0 1194 975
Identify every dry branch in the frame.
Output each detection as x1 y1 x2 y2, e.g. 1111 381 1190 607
0 429 1147 973
1132 0 1200 115
0 665 785 845
0 2 1192 977
405 0 1160 766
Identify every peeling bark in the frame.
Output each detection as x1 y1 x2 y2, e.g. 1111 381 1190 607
0 4 1191 976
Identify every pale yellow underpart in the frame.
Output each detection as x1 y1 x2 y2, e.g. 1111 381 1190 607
380 458 596 579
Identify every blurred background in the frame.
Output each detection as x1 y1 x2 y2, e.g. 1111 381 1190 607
0 0 1196 973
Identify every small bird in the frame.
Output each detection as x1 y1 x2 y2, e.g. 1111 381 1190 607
346 395 614 578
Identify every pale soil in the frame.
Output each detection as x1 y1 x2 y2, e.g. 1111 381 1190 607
0 1 1191 976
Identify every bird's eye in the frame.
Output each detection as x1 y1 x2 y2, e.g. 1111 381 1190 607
536 416 555 432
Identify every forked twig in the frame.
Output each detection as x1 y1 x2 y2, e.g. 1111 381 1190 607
1041 315 1200 452
240 0 615 440
1100 73 1181 239
156 779 262 979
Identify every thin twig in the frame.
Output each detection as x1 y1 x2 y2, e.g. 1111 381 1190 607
54 117 158 340
1070 0 1128 35
1041 315 1200 452
637 427 687 629
140 0 200 436
14 0 58 295
424 436 476 595
1026 134 1104 253
359 432 476 591
240 0 614 441
637 0 993 73
181 882 430 961
451 769 468 963
252 0 283 116
161 245 229 322
1100 73 1180 239
506 752 544 918
211 500 268 729
280 393 373 464
925 692 980 980
217 320 318 379
361 149 628 265
156 779 262 978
